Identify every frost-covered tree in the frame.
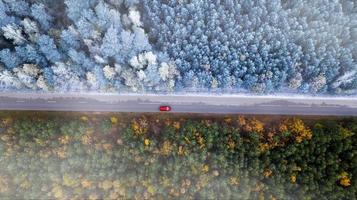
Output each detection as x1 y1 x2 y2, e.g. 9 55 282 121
0 66 21 89
0 2 14 28
21 18 39 42
22 63 40 76
37 35 62 62
13 64 40 89
2 23 26 44
0 0 179 92
288 72 303 90
0 49 21 69
159 62 178 81
0 63 50 91
128 7 142 27
103 65 116 80
0 1 62 91
143 0 357 94
310 74 327 93
36 75 49 91
30 3 53 30
86 71 98 88
0 0 355 95
60 26 80 51
3 0 30 16
118 51 164 91
62 0 177 92
51 62 85 91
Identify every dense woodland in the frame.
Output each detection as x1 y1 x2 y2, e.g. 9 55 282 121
0 112 356 199
0 0 356 94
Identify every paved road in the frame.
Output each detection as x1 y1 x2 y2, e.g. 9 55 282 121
0 92 357 116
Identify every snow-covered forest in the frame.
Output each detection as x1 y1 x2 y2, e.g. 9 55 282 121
0 0 356 94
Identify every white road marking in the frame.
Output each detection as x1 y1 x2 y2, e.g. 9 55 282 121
47 100 57 103
16 100 25 103
292 105 311 108
78 101 88 104
139 102 162 105
170 103 191 106
319 105 340 108
259 105 282 107
139 102 191 106
259 104 311 108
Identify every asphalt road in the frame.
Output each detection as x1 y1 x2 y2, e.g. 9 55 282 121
0 92 357 116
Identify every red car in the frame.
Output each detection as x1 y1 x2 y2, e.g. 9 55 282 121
159 105 171 112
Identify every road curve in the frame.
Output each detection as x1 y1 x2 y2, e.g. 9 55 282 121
0 92 357 116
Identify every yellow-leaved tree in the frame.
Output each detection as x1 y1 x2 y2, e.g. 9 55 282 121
131 117 149 137
242 117 265 134
338 172 351 187
0 176 9 193
279 118 312 143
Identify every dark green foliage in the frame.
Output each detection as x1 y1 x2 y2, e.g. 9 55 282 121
0 114 355 199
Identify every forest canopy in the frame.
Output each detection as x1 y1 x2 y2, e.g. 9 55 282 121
0 112 356 199
0 0 356 94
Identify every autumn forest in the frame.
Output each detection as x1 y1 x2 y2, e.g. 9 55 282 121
0 112 355 199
